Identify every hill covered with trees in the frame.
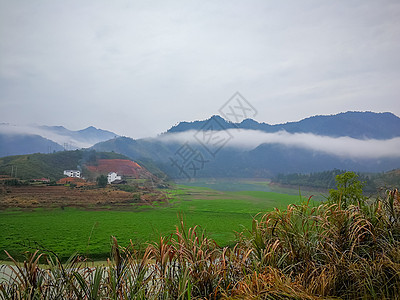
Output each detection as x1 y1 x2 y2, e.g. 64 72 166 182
0 150 152 181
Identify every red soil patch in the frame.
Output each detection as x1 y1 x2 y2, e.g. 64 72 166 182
86 159 150 179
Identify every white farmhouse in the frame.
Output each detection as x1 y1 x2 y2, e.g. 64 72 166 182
63 170 81 178
107 172 121 184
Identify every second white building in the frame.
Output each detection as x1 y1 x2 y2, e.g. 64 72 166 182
107 172 121 184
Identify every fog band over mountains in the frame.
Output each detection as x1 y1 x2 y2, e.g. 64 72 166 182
159 129 400 159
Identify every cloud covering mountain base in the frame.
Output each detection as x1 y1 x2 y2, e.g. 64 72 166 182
93 129 400 178
160 129 400 159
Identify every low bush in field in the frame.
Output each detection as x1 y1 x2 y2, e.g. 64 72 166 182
3 179 28 186
1 173 400 299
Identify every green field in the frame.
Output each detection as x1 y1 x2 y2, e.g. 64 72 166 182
176 178 328 201
0 184 310 261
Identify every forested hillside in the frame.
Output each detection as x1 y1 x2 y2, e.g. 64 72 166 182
273 169 400 193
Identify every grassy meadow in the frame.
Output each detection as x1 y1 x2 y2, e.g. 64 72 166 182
0 183 309 261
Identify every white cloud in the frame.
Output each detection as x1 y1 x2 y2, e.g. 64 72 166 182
158 129 400 159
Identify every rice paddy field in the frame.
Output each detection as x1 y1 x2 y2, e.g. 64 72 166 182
0 181 317 261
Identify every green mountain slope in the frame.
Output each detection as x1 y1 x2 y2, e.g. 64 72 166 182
0 150 128 181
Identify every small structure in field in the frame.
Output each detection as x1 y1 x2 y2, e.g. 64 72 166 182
63 170 81 178
107 172 122 184
32 178 50 183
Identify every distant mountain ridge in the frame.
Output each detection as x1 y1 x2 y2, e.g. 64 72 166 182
167 111 400 139
0 124 119 157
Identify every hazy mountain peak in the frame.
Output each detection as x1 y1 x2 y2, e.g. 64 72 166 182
240 118 261 125
79 126 98 131
166 115 234 133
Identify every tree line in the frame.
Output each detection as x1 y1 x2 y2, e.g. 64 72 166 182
273 168 400 194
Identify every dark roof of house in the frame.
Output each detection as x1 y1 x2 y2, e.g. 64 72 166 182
111 179 127 185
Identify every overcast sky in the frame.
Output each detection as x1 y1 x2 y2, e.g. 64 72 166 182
1 0 399 139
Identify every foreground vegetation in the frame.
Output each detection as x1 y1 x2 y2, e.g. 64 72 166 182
1 172 400 299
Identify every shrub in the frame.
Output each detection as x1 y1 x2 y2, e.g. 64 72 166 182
4 179 21 186
328 171 367 209
96 175 107 188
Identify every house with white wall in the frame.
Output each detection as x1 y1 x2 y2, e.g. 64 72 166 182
63 170 81 178
107 172 121 184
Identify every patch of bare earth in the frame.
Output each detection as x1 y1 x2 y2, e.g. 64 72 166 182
0 185 166 210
